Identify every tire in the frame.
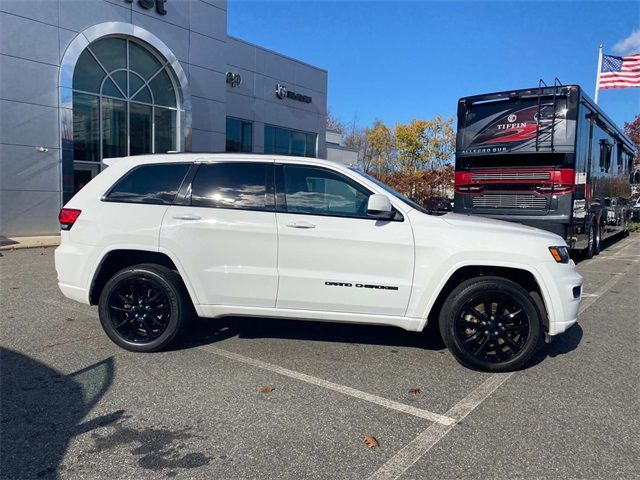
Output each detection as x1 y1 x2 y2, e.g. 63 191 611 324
593 222 601 255
584 222 597 259
98 263 189 352
438 276 543 372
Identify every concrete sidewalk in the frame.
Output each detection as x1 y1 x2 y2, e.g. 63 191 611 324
0 235 60 251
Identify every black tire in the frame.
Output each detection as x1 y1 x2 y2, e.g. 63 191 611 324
584 222 597 259
439 276 543 372
593 222 601 255
98 263 189 352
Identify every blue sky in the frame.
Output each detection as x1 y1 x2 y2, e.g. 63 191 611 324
228 1 640 131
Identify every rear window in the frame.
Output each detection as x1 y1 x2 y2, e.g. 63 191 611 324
105 163 190 204
191 162 268 210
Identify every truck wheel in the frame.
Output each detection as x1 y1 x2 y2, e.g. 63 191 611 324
98 263 189 352
584 223 597 259
593 222 601 255
439 277 543 372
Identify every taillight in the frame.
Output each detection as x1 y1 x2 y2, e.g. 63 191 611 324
58 208 81 230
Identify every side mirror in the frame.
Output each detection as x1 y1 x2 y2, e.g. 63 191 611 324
367 194 394 219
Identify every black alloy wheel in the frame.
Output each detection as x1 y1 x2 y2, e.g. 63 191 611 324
439 276 543 372
453 292 530 363
107 277 171 343
98 264 189 352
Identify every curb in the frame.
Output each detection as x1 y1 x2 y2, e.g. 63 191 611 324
0 236 60 251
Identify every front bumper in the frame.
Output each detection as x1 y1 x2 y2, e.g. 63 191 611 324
537 260 582 336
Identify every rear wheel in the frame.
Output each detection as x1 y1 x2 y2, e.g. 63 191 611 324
98 263 189 352
584 222 598 259
439 277 543 372
593 222 601 255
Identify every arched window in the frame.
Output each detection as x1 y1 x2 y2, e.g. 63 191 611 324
72 37 179 165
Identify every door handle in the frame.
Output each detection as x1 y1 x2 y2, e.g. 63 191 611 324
172 214 201 221
286 221 316 229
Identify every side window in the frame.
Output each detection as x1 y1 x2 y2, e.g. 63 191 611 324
599 139 612 173
105 163 189 204
191 162 268 210
281 165 371 217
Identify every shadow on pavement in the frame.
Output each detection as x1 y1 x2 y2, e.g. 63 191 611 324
0 348 122 479
175 314 447 353
527 323 583 368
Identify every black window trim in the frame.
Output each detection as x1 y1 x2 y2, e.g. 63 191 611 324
101 162 191 205
274 163 403 222
183 160 276 213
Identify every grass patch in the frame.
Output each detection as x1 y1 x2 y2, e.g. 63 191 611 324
628 222 640 233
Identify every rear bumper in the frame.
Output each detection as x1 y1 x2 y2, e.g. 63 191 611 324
54 237 99 305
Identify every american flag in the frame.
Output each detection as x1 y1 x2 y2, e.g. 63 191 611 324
598 53 640 90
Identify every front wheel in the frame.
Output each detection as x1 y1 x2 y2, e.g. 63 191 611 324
439 277 543 372
98 263 189 352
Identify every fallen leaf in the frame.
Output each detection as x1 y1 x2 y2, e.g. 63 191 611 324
408 387 422 395
363 435 379 448
258 386 274 394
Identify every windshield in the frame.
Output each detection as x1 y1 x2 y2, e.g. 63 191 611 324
348 167 431 214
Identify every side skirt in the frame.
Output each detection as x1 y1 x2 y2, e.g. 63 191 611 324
195 305 423 332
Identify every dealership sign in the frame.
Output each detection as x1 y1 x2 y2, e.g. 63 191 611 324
125 0 167 15
275 84 312 104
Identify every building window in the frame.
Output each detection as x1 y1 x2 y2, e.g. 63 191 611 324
226 118 253 152
264 125 316 158
71 37 180 191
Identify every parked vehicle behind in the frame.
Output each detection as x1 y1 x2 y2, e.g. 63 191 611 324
631 197 640 222
55 154 583 372
453 84 636 259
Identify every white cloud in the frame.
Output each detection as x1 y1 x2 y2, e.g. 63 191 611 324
613 28 640 54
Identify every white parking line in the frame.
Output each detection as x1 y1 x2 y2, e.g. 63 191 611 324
199 344 456 426
368 373 513 480
369 238 640 480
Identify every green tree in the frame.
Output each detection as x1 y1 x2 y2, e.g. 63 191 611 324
394 116 455 173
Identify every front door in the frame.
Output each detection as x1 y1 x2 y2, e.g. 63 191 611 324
274 164 414 316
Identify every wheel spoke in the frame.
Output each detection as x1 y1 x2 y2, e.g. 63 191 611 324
505 308 523 320
473 335 491 356
483 294 493 316
464 305 486 320
495 295 506 317
114 317 132 329
116 292 131 305
462 330 481 344
110 305 132 313
504 324 527 332
500 333 521 351
493 340 504 360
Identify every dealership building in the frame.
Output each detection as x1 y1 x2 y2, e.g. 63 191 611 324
0 0 329 236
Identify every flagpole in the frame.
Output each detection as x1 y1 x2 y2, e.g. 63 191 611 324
594 43 603 104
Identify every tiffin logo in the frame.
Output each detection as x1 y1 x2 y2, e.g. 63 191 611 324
507 114 517 123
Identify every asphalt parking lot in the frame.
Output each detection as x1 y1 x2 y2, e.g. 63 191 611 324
1 234 639 480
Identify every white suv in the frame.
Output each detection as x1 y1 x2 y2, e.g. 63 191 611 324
55 154 583 371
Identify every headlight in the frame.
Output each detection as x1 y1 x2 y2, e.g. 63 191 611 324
549 246 570 264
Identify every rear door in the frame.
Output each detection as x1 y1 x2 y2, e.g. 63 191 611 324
274 163 414 316
160 160 278 307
